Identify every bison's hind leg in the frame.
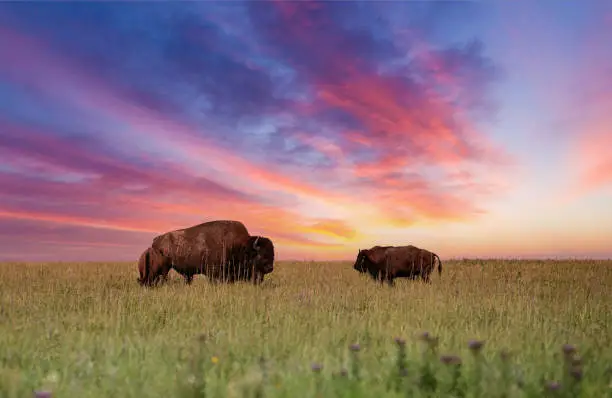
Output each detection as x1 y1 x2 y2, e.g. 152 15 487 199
185 274 194 285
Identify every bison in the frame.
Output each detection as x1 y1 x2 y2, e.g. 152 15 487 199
137 220 275 286
353 245 442 285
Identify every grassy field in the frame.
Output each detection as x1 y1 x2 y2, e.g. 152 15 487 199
0 260 611 398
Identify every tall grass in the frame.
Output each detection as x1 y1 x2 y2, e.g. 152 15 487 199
0 260 610 397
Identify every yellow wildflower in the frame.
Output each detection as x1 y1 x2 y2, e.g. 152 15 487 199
211 356 219 364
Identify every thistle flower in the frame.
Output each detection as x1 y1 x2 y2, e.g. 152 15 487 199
349 343 360 352
311 363 323 373
418 331 431 342
34 392 52 398
569 367 583 381
562 344 576 357
468 339 485 353
394 337 406 347
546 381 561 391
439 355 462 366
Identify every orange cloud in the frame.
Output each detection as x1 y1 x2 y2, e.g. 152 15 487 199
305 219 358 240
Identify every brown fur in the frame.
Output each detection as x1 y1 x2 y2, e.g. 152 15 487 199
137 220 275 286
353 245 442 286
137 246 171 286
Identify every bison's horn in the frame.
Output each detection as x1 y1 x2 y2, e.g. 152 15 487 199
253 236 260 250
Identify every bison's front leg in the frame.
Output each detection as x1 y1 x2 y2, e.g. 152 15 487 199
148 273 163 287
139 277 153 288
251 271 264 285
184 274 194 285
160 269 170 284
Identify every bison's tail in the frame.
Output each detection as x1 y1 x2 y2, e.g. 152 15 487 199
435 254 442 276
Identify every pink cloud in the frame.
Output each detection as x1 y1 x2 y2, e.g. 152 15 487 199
562 10 612 197
0 9 519 261
252 2 515 226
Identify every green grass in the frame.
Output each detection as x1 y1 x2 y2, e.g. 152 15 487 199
1 259 611 397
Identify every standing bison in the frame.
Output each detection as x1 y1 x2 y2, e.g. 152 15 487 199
353 245 442 285
137 220 275 286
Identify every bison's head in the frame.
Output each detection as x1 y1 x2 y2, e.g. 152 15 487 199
137 246 171 287
353 249 369 273
248 236 275 274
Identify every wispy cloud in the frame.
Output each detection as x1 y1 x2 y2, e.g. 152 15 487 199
4 1 605 261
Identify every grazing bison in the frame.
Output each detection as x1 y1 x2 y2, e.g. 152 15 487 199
353 245 442 285
137 220 275 286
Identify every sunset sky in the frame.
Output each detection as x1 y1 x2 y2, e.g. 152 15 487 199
1 1 611 262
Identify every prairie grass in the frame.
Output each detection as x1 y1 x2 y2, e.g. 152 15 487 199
0 259 611 397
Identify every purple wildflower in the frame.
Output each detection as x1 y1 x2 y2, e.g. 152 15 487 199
440 355 462 365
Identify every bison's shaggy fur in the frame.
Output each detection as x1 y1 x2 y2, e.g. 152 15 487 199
137 220 275 286
353 245 442 285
